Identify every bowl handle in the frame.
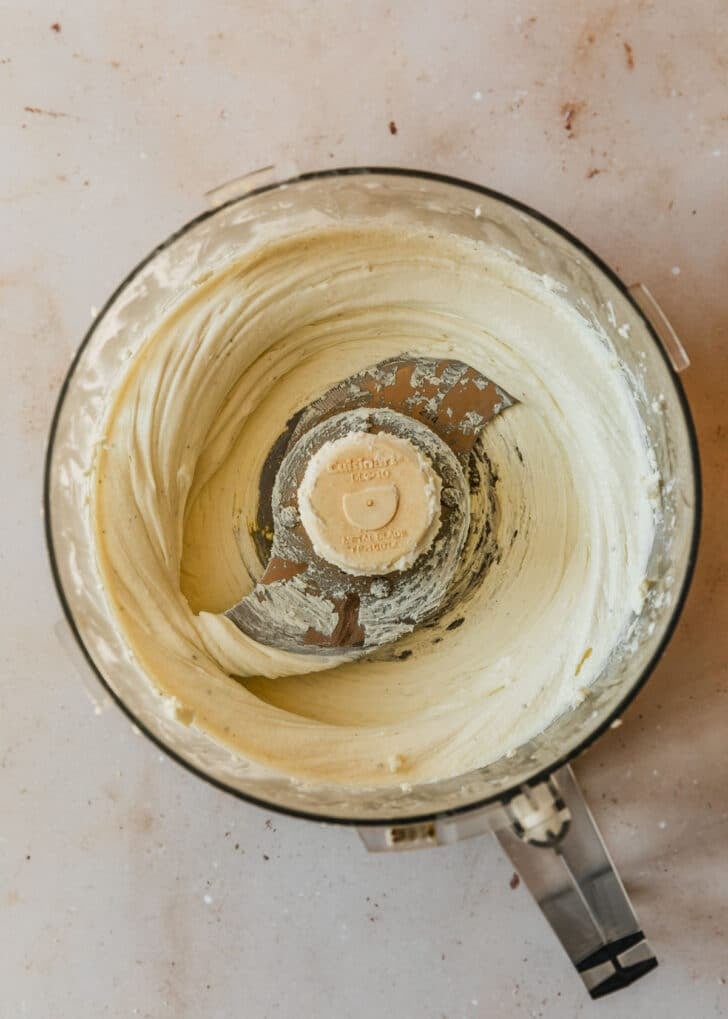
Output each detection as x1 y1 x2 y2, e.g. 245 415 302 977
496 765 657 998
359 765 657 998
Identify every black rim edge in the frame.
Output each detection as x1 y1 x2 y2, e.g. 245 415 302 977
43 166 703 828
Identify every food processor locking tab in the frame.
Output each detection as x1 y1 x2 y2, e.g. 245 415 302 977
628 282 690 373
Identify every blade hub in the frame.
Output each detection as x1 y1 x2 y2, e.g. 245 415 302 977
298 430 442 576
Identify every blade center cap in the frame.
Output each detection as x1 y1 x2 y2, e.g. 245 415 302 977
297 429 442 576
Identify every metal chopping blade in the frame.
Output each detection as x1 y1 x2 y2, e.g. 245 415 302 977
224 355 516 656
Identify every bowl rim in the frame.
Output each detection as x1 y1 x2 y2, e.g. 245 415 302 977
43 166 703 827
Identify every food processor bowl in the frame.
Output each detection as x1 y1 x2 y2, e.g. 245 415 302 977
45 169 700 997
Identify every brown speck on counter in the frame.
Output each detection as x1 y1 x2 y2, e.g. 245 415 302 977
623 41 635 69
50 21 61 33
23 105 73 119
262 853 270 861
561 101 585 137
388 120 398 135
110 59 121 69
510 872 520 890
586 167 602 178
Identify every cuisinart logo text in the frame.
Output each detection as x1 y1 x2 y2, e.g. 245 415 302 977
327 454 400 482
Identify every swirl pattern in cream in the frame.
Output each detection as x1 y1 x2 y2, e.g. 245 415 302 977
93 226 656 785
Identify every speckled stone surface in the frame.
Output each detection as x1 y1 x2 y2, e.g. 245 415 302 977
1 2 726 1016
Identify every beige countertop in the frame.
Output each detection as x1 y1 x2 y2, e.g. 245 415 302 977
2 2 726 1016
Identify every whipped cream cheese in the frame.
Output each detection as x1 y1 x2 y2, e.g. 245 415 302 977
93 225 656 785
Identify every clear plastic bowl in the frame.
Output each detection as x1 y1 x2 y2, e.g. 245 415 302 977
44 168 701 824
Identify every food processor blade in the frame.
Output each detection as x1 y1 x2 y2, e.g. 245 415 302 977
225 355 516 654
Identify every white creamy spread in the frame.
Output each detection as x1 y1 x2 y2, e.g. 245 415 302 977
93 226 656 785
